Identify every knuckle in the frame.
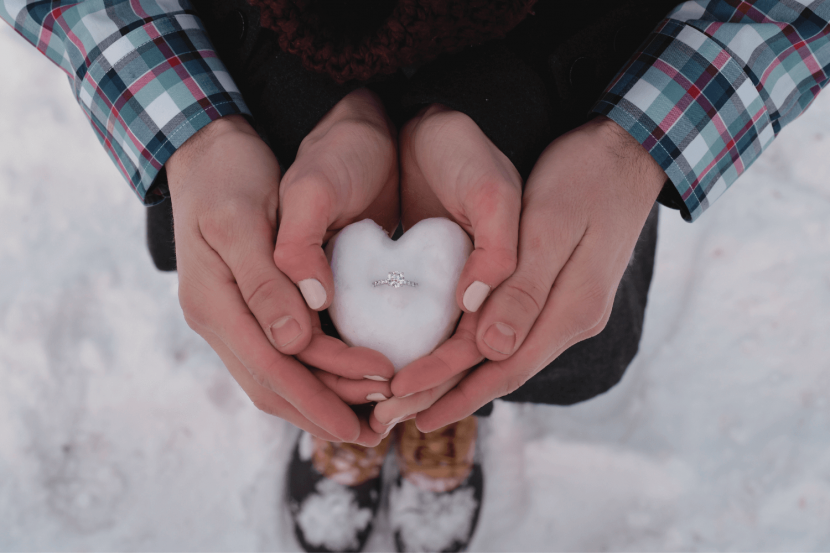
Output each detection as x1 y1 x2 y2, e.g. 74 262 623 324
500 276 548 315
178 286 209 328
272 240 301 270
249 368 271 390
499 372 532 398
241 273 280 310
182 313 201 333
497 376 522 398
489 247 518 279
569 285 611 335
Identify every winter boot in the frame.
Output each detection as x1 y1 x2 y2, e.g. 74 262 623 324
389 416 484 552
287 431 392 552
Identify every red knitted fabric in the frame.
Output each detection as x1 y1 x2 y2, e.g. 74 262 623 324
248 0 538 83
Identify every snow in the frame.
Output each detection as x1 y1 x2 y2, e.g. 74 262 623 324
389 477 478 552
3 22 830 551
294 478 374 551
326 218 472 370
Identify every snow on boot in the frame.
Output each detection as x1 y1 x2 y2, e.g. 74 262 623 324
389 416 483 553
287 431 392 552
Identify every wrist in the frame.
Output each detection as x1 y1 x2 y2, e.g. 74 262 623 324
588 116 667 202
166 115 256 179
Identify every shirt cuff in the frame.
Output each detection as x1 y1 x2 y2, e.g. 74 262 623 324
79 12 250 204
592 19 774 222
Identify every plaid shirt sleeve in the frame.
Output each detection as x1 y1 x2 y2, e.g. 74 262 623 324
0 0 250 204
593 0 830 221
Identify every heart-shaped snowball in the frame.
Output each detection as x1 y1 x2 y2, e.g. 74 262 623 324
326 218 473 370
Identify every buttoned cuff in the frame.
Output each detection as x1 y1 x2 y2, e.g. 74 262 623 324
592 19 773 222
79 13 250 204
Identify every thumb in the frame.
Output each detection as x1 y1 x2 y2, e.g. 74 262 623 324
455 181 521 314
274 179 335 311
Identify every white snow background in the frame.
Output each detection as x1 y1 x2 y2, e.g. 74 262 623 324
2 22 830 551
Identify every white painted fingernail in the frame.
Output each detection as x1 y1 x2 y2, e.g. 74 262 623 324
463 281 491 312
399 393 414 398
386 416 404 427
298 279 326 310
363 375 389 382
366 393 388 402
382 424 396 438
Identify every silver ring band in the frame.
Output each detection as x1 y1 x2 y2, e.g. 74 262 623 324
373 271 418 288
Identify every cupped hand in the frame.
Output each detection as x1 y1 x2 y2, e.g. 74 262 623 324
167 90 399 446
392 116 667 432
369 105 521 433
274 88 400 310
400 104 522 314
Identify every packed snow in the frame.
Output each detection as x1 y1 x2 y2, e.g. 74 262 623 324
2 22 830 551
389 476 478 552
294 478 374 551
327 218 472 371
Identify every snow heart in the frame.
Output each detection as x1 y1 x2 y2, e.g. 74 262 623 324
325 218 473 371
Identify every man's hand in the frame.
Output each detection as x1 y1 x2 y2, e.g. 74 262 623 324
391 116 667 432
166 88 399 445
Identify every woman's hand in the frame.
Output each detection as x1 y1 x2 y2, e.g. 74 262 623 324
399 104 522 313
369 105 522 433
167 88 400 446
391 116 667 432
274 88 399 309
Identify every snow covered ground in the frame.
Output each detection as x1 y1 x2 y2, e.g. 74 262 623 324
2 23 830 551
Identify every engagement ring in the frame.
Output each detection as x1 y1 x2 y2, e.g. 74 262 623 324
373 271 418 288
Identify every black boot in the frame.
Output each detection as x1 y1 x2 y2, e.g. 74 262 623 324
286 431 392 552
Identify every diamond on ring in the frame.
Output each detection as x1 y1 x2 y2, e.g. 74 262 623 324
373 271 418 288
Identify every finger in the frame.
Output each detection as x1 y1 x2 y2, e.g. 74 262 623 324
353 415 386 447
198 327 341 442
180 240 361 442
369 412 417 437
274 179 335 311
456 179 521 314
297 317 396 381
473 190 587 361
199 201 313 357
390 312 482 398
312 369 393 405
371 371 468 434
416 240 619 433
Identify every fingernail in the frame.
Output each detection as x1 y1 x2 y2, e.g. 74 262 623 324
366 393 388 402
271 316 301 347
363 375 389 382
483 322 516 355
463 281 491 312
382 424 395 438
385 416 404 427
399 393 413 398
298 279 326 310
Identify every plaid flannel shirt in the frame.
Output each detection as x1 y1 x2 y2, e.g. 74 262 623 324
0 0 250 204
2 0 828 217
593 0 830 221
